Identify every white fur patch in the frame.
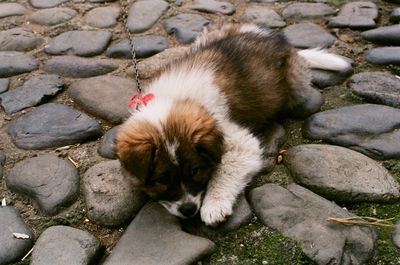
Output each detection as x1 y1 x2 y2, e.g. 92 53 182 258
166 140 179 165
297 48 351 71
240 24 271 36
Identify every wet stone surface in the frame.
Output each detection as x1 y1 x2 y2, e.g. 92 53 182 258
241 7 286 28
0 52 38 78
30 226 101 265
0 74 64 114
250 183 377 265
283 23 337 48
68 75 135 124
0 28 43 52
328 1 378 29
348 71 400 108
0 206 33 265
6 155 80 215
303 104 400 160
284 144 400 203
361 24 400 45
44 56 118 77
8 103 102 150
103 203 215 265
164 13 210 44
45 31 112 57
365 47 400 65
83 160 147 227
28 8 77 26
106 35 169 59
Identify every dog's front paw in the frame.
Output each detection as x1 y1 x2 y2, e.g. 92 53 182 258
200 198 233 226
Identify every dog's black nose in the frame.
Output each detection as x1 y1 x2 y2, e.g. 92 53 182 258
178 203 197 217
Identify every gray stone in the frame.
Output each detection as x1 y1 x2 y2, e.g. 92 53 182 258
136 47 189 79
0 206 33 265
393 221 400 248
8 103 101 150
106 35 169 59
361 25 400 45
261 123 287 173
348 71 400 108
85 6 120 28
328 1 378 29
28 8 77 26
45 31 112 57
250 183 377 265
98 126 118 159
103 203 215 264
0 78 9 94
127 0 169 33
31 226 101 265
311 67 353 89
282 3 336 19
0 28 43 52
0 52 38 78
68 76 135 124
164 13 210 44
44 56 118 77
0 3 26 18
391 8 400 23
303 104 400 159
241 7 286 28
83 160 147 227
30 0 68 8
0 74 64 114
190 0 235 15
285 144 400 203
283 23 336 48
0 151 4 178
6 155 79 215
365 47 400 65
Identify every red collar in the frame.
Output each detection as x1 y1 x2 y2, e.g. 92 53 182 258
128 92 155 112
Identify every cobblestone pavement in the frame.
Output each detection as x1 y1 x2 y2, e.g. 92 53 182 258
1 0 400 264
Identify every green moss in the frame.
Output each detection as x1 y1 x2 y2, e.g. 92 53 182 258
203 218 315 265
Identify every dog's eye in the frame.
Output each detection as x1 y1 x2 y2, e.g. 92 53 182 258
190 167 199 176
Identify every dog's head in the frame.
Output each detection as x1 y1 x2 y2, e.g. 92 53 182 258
116 99 223 218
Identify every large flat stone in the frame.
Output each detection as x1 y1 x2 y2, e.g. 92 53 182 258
44 56 118 77
282 3 335 19
250 183 377 265
6 155 79 215
8 103 102 150
241 7 286 28
127 0 169 33
328 1 378 29
164 13 210 44
30 0 68 8
0 52 38 78
98 126 118 159
284 144 400 203
365 47 400 65
283 23 336 48
31 226 101 265
303 104 400 159
103 203 215 265
84 6 120 28
0 74 64 114
106 35 169 59
0 28 43 52
348 71 400 108
68 76 135 124
0 207 33 265
0 3 26 18
361 25 400 45
45 31 112 57
190 0 235 15
83 160 147 227
28 7 77 26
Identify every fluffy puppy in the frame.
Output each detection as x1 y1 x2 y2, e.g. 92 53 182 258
116 24 351 226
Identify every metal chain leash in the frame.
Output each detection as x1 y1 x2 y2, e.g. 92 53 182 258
120 0 142 94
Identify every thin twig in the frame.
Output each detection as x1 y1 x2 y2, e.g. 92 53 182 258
328 216 395 228
21 247 33 261
67 156 80 168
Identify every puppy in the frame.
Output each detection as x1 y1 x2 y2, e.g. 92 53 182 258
115 24 351 226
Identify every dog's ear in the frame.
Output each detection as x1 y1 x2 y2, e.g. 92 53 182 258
115 121 159 186
195 125 224 165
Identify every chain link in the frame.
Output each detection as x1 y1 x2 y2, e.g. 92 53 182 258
120 0 142 93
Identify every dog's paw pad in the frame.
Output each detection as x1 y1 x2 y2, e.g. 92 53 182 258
200 199 233 226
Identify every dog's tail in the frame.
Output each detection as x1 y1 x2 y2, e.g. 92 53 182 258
297 48 351 71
